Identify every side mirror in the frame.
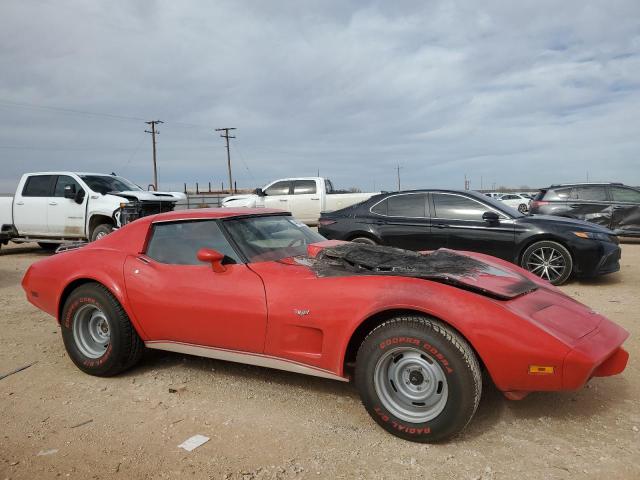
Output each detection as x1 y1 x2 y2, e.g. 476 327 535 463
482 211 500 222
64 184 76 199
197 248 227 273
74 189 85 204
254 188 266 196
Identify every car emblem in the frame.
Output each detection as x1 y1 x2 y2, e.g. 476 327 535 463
294 309 310 317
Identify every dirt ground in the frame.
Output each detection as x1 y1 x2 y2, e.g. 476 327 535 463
1 241 639 480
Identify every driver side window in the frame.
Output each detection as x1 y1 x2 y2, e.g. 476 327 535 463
146 220 241 265
53 175 83 198
264 181 291 196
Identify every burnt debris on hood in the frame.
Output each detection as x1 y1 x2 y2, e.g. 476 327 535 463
295 243 537 300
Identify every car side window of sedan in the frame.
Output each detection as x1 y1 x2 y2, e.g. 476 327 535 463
370 194 427 217
433 194 494 221
145 220 241 265
610 187 640 203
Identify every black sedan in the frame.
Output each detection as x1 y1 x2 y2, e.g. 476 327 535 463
318 190 621 285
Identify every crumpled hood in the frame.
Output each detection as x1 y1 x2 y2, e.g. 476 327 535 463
221 194 256 207
297 242 538 300
113 190 186 202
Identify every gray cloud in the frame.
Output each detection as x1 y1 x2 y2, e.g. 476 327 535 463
1 0 639 193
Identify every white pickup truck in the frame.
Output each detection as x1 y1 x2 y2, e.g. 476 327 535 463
221 177 378 225
0 172 185 251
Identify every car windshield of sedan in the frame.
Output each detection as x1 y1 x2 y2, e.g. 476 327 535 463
224 215 326 262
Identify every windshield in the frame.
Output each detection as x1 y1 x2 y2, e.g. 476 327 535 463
223 215 326 262
80 175 142 194
470 192 524 218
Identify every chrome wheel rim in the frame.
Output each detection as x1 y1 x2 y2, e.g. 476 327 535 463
72 304 111 359
518 204 528 213
95 231 108 240
526 246 566 282
374 346 448 423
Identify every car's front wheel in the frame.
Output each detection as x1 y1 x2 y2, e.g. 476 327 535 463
350 236 378 245
61 283 144 376
521 240 573 285
90 224 113 242
355 316 482 442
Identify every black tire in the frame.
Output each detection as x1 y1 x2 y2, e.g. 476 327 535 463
90 224 113 242
38 242 58 251
355 316 482 442
60 283 144 377
517 203 528 214
521 240 573 285
351 236 378 245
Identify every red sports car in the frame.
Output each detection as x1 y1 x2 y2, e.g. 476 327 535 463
22 209 629 442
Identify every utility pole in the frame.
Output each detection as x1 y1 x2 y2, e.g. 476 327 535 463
396 163 402 191
215 127 236 193
145 120 163 190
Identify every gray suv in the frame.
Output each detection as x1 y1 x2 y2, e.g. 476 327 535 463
529 182 640 237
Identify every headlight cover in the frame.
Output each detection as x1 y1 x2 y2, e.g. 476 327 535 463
573 231 617 243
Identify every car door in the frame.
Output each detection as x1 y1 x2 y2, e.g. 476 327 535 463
262 181 292 213
13 174 55 235
609 186 640 234
290 180 320 223
430 192 515 260
123 219 268 352
566 185 611 228
368 193 431 250
47 175 86 237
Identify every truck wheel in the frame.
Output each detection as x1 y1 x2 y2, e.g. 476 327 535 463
91 224 113 242
351 236 378 245
38 242 58 252
521 240 573 285
60 283 144 376
355 316 482 442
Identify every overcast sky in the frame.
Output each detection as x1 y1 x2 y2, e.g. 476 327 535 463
1 0 639 193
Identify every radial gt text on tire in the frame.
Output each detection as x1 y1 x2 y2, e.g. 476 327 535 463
90 224 113 242
350 236 378 245
60 282 144 376
355 316 482 442
521 240 573 285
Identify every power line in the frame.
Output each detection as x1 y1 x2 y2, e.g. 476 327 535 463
145 120 163 190
231 141 255 182
0 99 212 129
215 127 236 193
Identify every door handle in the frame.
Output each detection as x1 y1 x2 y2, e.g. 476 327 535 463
16 201 24 205
432 223 448 229
569 204 582 208
49 201 58 206
279 199 287 202
311 198 320 200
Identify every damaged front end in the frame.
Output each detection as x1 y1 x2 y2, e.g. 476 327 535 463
297 242 538 300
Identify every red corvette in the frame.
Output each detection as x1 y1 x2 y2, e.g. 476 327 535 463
22 209 629 442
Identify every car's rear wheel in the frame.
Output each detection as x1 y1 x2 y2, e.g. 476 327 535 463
61 283 144 376
351 236 378 245
517 203 528 213
355 316 481 442
521 240 573 285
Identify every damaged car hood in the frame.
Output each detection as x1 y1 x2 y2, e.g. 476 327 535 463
295 243 537 300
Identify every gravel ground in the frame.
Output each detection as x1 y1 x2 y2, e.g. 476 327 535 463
1 241 639 480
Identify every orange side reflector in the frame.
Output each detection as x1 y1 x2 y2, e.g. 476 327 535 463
528 365 555 375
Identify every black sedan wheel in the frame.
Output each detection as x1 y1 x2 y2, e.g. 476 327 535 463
521 240 573 285
355 316 481 442
351 236 378 245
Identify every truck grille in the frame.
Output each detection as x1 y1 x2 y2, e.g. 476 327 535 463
120 201 176 225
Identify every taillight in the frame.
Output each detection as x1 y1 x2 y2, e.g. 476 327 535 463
318 219 337 226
